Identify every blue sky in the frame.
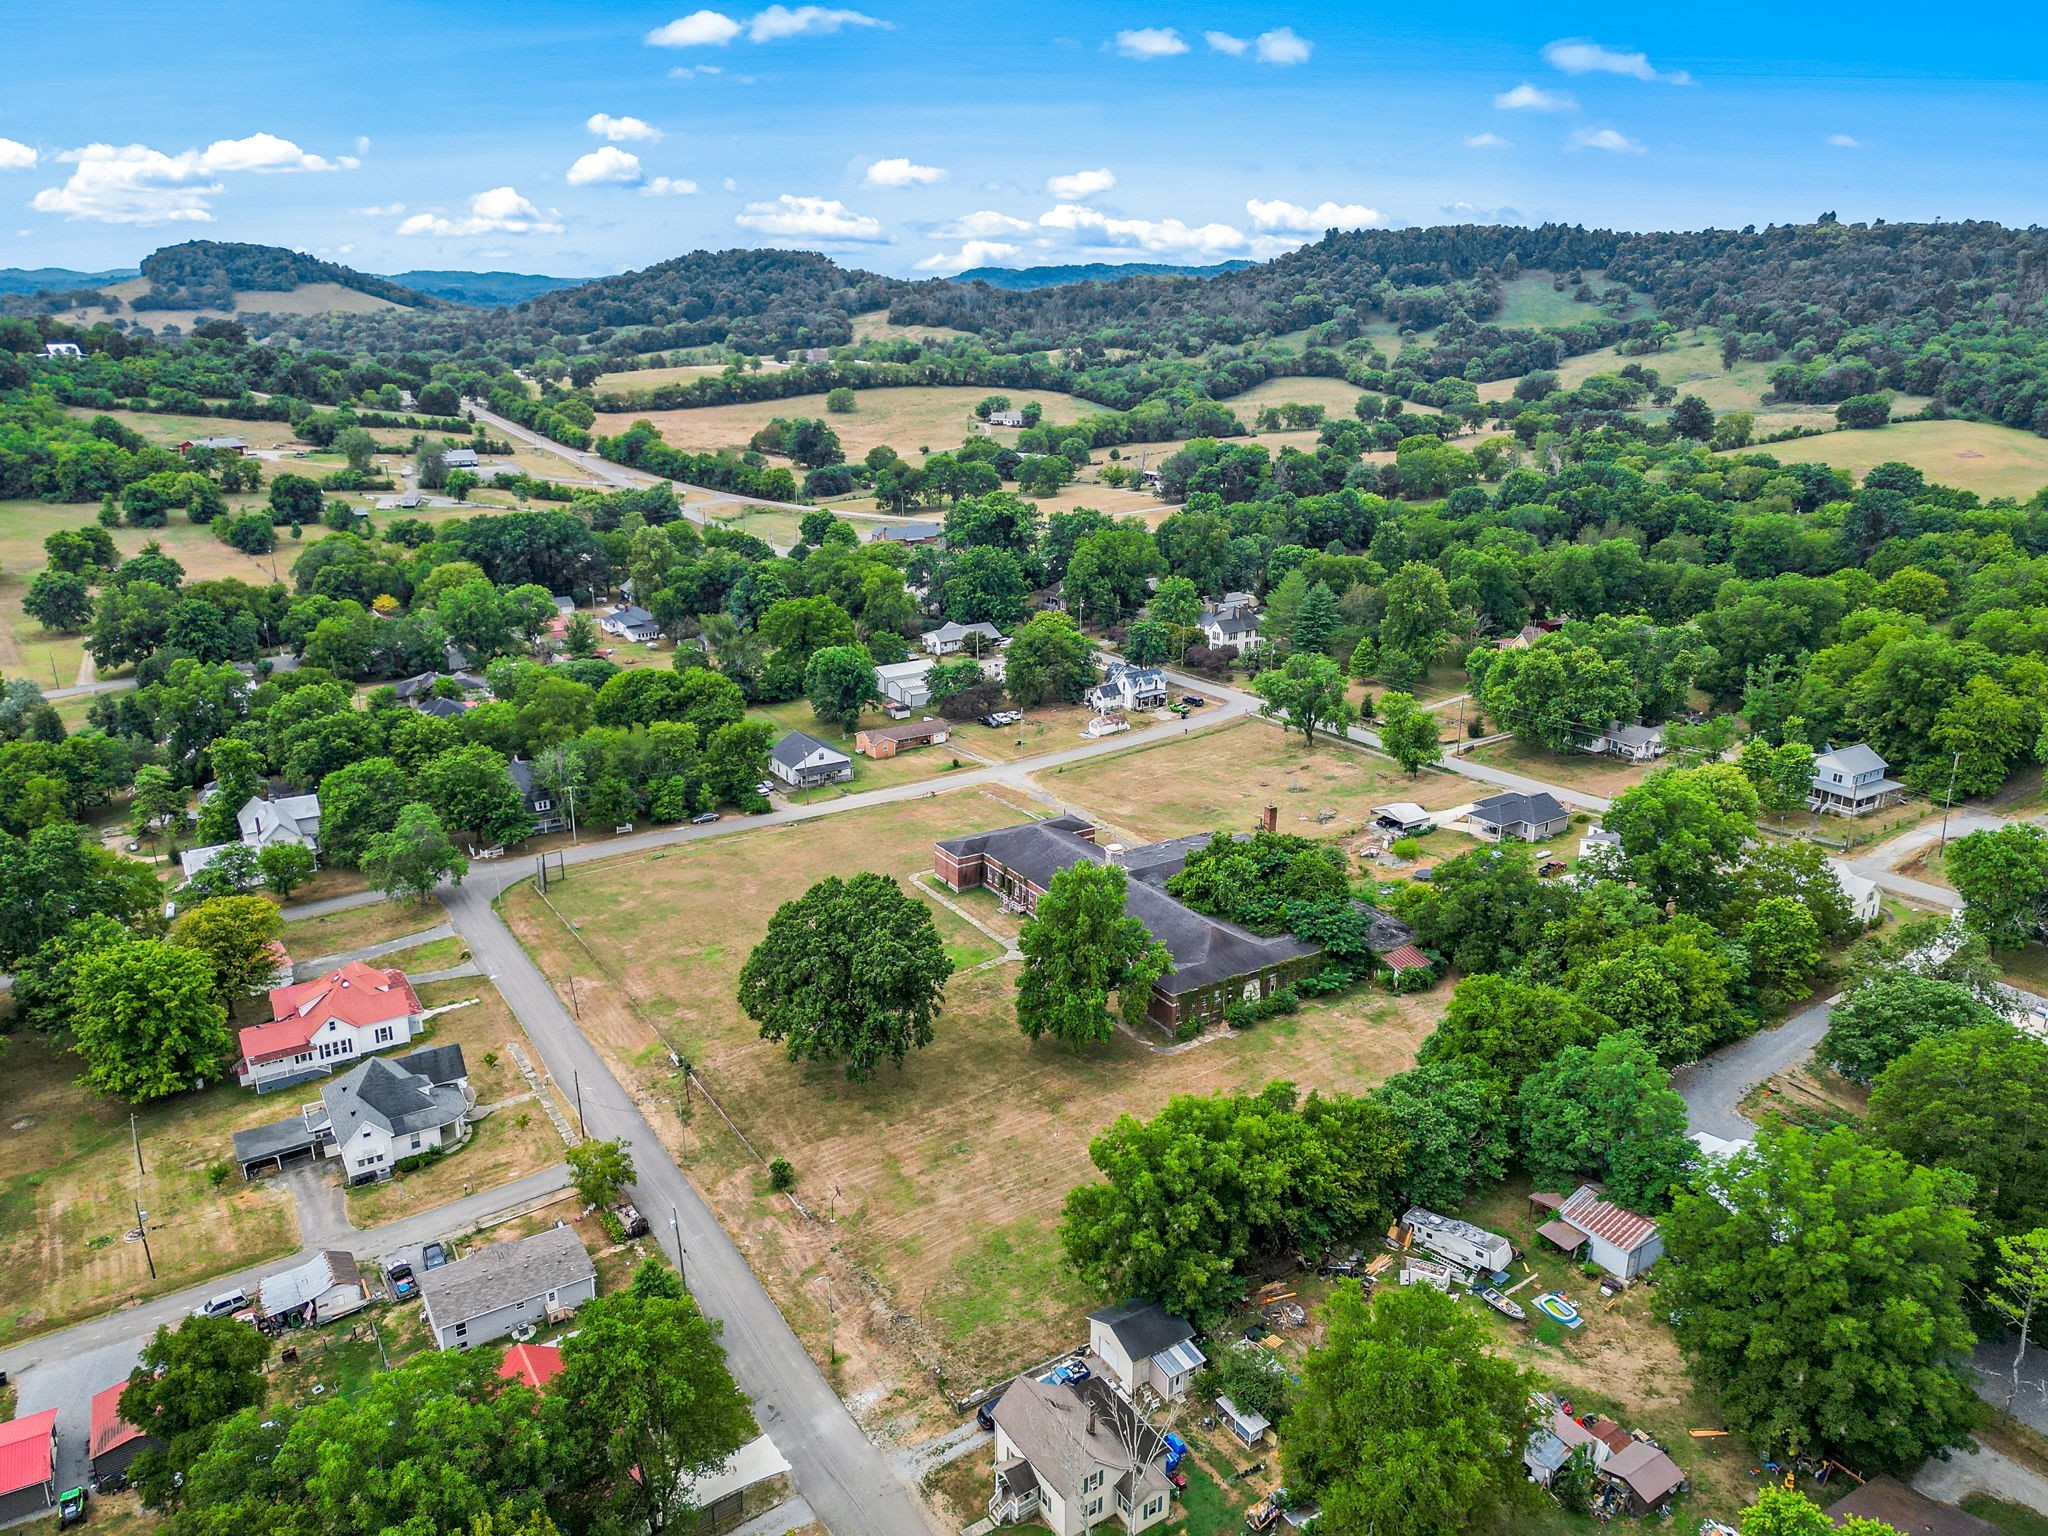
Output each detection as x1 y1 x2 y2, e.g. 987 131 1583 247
6 1 2047 279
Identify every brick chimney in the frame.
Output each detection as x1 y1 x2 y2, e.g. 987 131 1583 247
1260 803 1278 834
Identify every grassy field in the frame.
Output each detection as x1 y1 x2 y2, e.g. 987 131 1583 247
1465 738 1659 799
501 785 1445 1396
598 386 1094 463
381 934 469 973
945 699 1194 763
62 279 407 332
1224 376 1371 419
0 1032 299 1347
1494 271 1645 329
745 696 976 792
342 977 568 1225
1730 418 2048 501
285 903 450 964
1032 718 1469 846
850 309 974 344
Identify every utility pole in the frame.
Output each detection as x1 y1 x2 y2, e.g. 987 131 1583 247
1939 749 1964 851
567 974 581 1020
574 1071 586 1138
130 1112 145 1178
133 1195 156 1279
670 1204 687 1284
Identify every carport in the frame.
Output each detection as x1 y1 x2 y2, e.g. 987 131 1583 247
231 1114 330 1179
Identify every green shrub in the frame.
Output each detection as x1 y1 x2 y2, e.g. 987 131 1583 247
768 1157 796 1192
1390 837 1421 860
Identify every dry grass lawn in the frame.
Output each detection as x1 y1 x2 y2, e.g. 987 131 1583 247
1466 738 1657 799
285 902 450 964
1034 718 1468 846
851 309 974 345
502 787 1443 1392
946 700 1194 763
597 386 1095 464
342 978 569 1225
0 1032 299 1347
745 697 977 790
62 279 407 332
1224 376 1371 419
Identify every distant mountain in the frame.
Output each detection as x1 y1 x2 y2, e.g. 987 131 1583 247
131 241 437 312
0 265 137 296
951 260 1255 291
386 270 581 307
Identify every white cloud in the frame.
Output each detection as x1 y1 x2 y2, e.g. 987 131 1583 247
647 10 743 45
1039 203 1250 256
939 209 1034 237
644 176 700 195
568 146 644 186
396 187 564 237
864 156 947 188
354 202 407 216
0 139 35 172
1442 201 1527 224
747 4 887 39
1253 28 1312 65
1495 82 1576 111
1204 30 1247 55
917 240 1023 273
587 113 662 143
1463 132 1511 149
1046 167 1115 200
1113 27 1187 59
1245 197 1386 233
735 193 886 241
668 64 726 78
1569 126 1645 153
1827 133 1862 148
722 176 740 191
1541 39 1691 85
355 136 373 157
29 136 354 225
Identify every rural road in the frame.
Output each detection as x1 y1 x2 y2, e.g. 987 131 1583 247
439 879 939 1536
0 1164 572 1499
1669 997 1835 1142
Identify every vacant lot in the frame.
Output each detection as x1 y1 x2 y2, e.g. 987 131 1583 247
1033 718 1468 846
1731 418 2048 501
1466 738 1655 799
0 1032 298 1347
947 700 1192 763
502 787 1444 1391
286 902 449 964
343 977 568 1225
596 385 1094 464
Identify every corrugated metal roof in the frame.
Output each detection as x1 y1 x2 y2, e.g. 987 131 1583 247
1559 1185 1659 1253
0 1409 56 1496
89 1384 149 1460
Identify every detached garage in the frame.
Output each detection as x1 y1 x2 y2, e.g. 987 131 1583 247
0 1409 58 1525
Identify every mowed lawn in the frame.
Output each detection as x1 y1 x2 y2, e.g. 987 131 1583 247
1033 718 1470 846
1726 418 2048 501
501 786 1445 1383
595 385 1095 463
0 1032 299 1347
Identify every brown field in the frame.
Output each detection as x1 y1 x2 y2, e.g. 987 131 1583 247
598 386 1096 464
1465 738 1658 799
850 309 974 345
1728 418 2048 501
1033 717 1469 846
502 786 1444 1393
0 1032 299 1347
62 279 408 332
342 977 569 1226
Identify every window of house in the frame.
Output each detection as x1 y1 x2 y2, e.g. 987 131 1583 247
1083 1472 1103 1493
1085 1497 1104 1519
374 1026 394 1044
410 1135 422 1150
534 797 553 811
454 1322 467 1338
1145 1496 1165 1518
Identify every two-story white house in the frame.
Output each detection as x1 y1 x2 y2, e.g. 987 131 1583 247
1808 743 1905 816
1087 1300 1206 1402
238 792 323 852
599 604 659 643
320 1044 473 1183
921 620 1005 656
236 961 425 1092
1199 610 1259 653
1086 663 1169 714
990 1373 1177 1536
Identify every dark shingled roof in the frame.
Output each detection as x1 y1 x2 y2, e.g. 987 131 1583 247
1827 1476 1994 1535
321 1055 467 1139
420 1224 594 1330
1089 1299 1196 1360
772 730 849 770
232 1114 324 1166
1469 790 1567 828
397 1042 467 1087
936 819 1321 994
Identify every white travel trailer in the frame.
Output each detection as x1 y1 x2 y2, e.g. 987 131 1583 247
1404 1207 1514 1274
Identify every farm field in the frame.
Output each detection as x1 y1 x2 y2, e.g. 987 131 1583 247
1032 717 1469 847
0 1030 299 1348
595 384 1095 463
1732 418 2048 502
501 785 1446 1395
850 308 974 344
60 278 408 332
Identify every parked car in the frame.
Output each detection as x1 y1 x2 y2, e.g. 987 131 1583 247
194 1288 249 1320
385 1261 418 1300
690 811 719 825
975 1394 1003 1432
58 1487 86 1528
1179 694 1205 707
977 710 1022 727
422 1241 449 1270
611 1201 650 1238
754 780 777 798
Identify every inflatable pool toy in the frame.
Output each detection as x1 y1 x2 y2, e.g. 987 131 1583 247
1534 1292 1583 1328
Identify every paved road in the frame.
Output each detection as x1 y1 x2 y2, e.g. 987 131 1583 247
1670 997 1836 1142
295 922 454 977
1841 807 2012 913
440 881 936 1536
1916 1434 2048 1515
0 1163 570 1498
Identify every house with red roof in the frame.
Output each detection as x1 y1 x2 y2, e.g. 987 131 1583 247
497 1342 566 1391
236 960 425 1092
89 1382 160 1489
0 1408 58 1524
